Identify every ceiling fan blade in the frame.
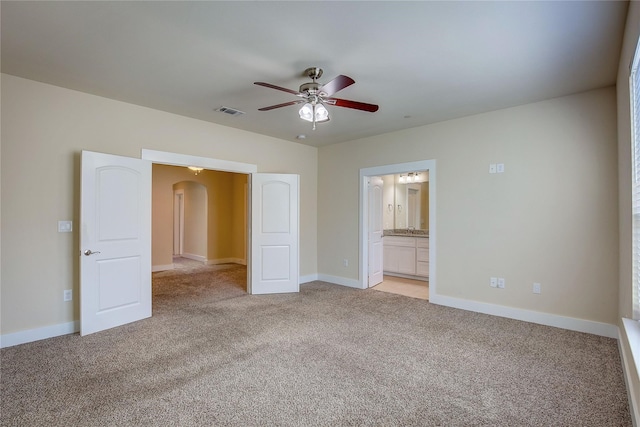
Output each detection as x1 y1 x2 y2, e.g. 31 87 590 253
254 82 301 96
318 75 355 96
258 99 305 111
324 98 379 112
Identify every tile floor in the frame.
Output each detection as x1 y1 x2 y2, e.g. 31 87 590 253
372 275 429 300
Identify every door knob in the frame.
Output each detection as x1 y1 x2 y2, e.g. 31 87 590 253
84 249 101 256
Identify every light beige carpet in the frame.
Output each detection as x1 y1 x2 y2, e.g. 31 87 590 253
0 263 631 426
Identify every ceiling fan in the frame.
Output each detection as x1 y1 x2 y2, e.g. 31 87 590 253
254 67 379 130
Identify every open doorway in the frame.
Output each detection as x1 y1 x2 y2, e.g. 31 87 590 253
152 164 248 297
359 160 436 299
372 171 429 300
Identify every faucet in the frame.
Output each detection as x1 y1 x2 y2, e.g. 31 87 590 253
407 226 415 235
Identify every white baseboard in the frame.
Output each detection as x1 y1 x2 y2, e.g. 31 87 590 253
152 264 174 272
207 258 246 265
299 274 318 284
1 321 79 349
429 294 618 338
181 253 207 263
317 274 363 289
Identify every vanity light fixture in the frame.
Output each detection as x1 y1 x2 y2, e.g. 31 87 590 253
402 172 421 183
399 172 426 184
188 166 204 176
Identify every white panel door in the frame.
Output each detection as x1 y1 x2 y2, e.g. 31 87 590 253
251 174 299 294
368 176 384 287
80 151 151 336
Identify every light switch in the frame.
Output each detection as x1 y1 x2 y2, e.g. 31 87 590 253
489 164 497 174
58 220 73 233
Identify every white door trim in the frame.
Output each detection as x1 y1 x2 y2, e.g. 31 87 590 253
141 149 257 174
359 160 436 294
368 176 384 287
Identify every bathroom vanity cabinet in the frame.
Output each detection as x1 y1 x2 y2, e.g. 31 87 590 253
383 236 429 279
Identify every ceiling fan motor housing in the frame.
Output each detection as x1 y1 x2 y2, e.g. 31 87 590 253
305 67 323 80
299 82 322 96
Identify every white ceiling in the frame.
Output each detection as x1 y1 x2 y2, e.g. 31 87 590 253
1 1 628 147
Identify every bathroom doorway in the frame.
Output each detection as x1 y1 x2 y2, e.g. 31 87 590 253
359 160 436 298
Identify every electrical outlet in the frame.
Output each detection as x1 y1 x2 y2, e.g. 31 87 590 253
490 277 498 288
343 259 349 267
497 163 505 173
533 282 541 294
63 289 72 302
497 278 505 289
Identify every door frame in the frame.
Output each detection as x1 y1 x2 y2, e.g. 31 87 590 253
359 160 436 293
367 176 384 287
142 149 258 289
173 189 184 256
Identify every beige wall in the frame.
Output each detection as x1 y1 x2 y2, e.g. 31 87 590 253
319 87 619 325
420 180 428 231
0 74 317 335
616 0 640 418
204 171 235 262
231 173 248 261
152 164 247 267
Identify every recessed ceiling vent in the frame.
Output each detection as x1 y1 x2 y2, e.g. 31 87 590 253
216 106 245 116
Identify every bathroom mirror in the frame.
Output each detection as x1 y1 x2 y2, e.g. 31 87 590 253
382 172 429 231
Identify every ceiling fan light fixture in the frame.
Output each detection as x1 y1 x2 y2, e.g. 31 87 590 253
298 103 329 124
188 166 204 175
315 104 329 122
298 103 314 122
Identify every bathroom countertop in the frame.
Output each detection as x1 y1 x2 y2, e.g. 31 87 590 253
383 230 429 238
